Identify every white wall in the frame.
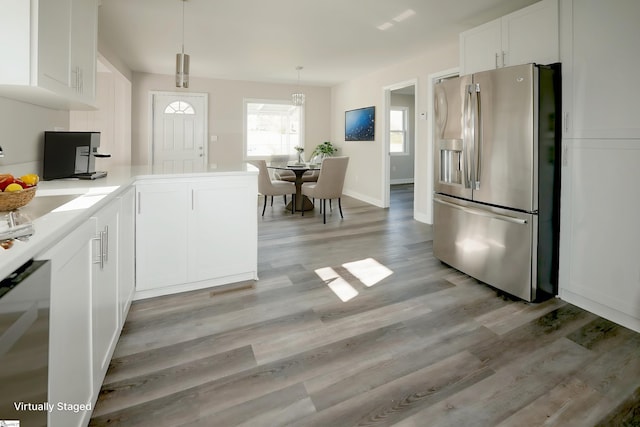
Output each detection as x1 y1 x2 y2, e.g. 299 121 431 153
0 97 69 175
331 40 458 217
131 73 332 167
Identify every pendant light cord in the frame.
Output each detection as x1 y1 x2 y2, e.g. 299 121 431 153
181 0 185 54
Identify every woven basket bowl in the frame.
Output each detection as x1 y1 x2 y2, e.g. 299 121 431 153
0 186 37 211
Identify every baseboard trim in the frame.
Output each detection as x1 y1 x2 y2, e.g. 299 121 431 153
559 288 640 333
413 211 431 224
134 272 258 300
343 189 384 207
390 178 415 185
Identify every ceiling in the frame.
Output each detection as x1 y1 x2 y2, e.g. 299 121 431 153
98 0 540 87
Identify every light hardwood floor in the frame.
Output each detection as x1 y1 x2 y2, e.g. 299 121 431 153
90 185 640 426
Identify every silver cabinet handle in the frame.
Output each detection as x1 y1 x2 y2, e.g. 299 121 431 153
434 198 528 224
93 226 109 270
102 226 109 264
93 234 103 267
495 53 499 68
137 192 142 214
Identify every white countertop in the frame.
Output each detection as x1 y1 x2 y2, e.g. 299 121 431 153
0 163 257 279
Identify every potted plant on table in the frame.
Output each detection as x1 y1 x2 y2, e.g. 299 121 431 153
310 141 338 164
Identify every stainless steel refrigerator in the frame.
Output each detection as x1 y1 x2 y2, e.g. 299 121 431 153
433 63 560 302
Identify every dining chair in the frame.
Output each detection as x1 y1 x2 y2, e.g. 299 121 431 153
249 160 296 216
301 157 349 223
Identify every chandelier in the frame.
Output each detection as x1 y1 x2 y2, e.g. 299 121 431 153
176 0 189 88
291 66 305 106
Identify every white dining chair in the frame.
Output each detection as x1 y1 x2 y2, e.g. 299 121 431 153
249 160 296 216
301 157 349 223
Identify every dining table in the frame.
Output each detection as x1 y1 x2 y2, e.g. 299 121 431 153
267 162 320 212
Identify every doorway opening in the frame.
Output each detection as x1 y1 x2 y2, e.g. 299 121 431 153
150 92 208 172
382 80 417 209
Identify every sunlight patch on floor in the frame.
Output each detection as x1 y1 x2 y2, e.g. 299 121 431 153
315 258 394 301
342 258 393 287
315 266 359 302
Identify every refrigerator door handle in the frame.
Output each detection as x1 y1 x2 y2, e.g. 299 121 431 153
434 198 528 225
474 84 482 190
463 85 474 189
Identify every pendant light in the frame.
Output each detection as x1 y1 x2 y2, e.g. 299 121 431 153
176 0 190 88
291 66 305 106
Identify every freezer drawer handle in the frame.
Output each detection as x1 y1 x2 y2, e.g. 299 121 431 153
434 198 528 225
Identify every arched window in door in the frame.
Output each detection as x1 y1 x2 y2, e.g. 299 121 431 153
164 101 195 114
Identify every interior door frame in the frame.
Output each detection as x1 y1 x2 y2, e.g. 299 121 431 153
148 91 209 168
382 78 418 208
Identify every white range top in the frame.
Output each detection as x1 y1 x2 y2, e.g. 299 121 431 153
0 163 257 279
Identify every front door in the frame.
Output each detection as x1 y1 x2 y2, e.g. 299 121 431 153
152 92 208 172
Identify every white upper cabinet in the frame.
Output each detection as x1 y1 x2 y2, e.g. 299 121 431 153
37 0 73 94
560 0 640 139
460 18 502 75
0 0 97 109
70 0 97 101
460 0 559 75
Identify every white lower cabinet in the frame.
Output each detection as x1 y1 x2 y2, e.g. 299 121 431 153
135 175 258 298
188 179 257 282
38 189 135 426
118 187 136 326
39 219 95 427
90 199 120 397
135 181 189 290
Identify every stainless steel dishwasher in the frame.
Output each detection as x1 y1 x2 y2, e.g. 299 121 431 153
0 259 51 427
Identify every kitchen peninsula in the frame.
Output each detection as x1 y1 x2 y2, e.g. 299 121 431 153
0 163 257 427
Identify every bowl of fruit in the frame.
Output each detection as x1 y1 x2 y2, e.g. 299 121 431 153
0 173 39 212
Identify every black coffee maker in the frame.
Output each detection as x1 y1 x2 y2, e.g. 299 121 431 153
43 131 110 180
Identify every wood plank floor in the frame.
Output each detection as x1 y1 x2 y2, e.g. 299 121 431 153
90 185 640 426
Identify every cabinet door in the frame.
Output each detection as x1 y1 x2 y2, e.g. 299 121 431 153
118 187 135 326
37 0 72 93
0 1 31 84
460 18 501 75
502 0 558 67
560 0 640 139
70 0 98 101
39 219 95 427
189 177 257 282
91 200 120 394
136 182 189 290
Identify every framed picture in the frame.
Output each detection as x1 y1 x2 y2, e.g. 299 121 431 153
345 106 375 141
